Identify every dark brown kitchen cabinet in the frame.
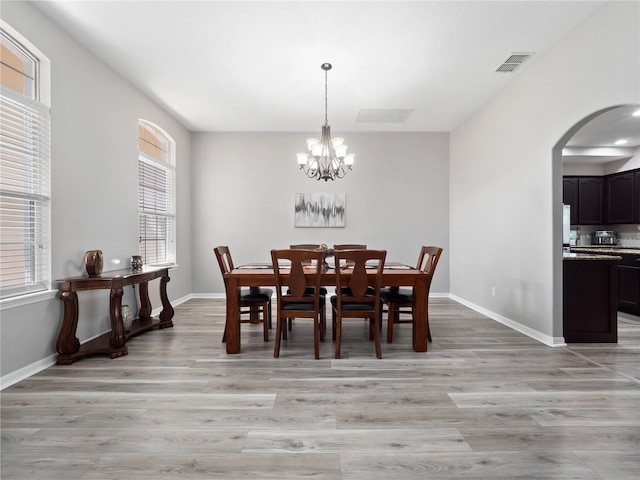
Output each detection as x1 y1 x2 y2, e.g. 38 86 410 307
577 177 604 224
562 177 578 224
618 254 640 316
635 170 640 223
606 171 634 224
562 176 603 225
563 257 619 342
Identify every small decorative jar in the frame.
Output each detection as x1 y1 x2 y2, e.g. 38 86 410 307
121 305 133 331
131 255 143 271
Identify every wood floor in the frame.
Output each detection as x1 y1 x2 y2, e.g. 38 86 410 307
2 298 639 479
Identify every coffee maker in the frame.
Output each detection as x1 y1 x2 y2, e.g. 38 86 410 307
590 230 618 245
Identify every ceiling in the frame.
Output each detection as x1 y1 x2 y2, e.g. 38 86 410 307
29 1 638 162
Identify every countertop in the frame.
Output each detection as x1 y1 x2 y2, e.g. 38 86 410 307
563 252 622 261
570 246 640 255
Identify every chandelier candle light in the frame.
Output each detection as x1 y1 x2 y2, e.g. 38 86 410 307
297 63 355 181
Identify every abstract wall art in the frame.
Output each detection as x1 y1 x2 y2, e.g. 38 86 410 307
294 193 346 228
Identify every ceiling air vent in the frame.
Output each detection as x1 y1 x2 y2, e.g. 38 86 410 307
496 52 534 73
356 109 413 123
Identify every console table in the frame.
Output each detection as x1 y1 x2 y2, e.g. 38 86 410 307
55 266 174 365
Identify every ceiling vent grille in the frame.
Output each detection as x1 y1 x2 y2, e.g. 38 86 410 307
356 109 413 123
496 52 534 73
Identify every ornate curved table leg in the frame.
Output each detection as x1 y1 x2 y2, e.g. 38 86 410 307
109 285 126 348
138 281 152 320
56 291 81 364
158 274 174 328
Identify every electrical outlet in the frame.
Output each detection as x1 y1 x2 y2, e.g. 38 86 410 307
491 286 496 296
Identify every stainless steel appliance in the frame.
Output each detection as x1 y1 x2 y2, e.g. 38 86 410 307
590 230 618 245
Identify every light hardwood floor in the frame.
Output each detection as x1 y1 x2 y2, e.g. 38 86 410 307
2 298 639 479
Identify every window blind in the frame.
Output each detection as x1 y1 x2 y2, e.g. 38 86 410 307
138 152 175 265
0 86 51 298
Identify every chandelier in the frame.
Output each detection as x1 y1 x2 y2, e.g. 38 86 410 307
297 63 354 181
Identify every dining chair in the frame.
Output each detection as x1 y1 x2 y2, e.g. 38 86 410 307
272 249 326 359
214 246 273 342
380 246 443 343
331 249 386 359
287 244 328 333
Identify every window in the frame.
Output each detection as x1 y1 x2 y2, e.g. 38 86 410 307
138 120 176 266
0 23 51 299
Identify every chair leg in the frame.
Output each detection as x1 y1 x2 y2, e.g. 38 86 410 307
387 304 396 343
273 316 283 358
262 302 269 342
331 306 337 340
372 315 382 359
313 313 320 360
222 325 227 343
334 316 342 359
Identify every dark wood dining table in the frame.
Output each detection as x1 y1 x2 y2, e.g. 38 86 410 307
222 262 433 354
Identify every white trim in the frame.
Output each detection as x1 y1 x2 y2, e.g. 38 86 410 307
191 293 228 299
0 353 56 390
0 289 57 310
448 294 566 347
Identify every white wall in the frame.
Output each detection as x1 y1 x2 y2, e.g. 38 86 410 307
0 2 193 380
563 148 640 176
450 1 639 343
191 132 450 295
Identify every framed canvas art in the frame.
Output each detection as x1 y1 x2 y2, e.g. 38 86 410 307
294 193 346 228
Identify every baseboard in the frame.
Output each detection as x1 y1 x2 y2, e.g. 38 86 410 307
1 293 194 391
448 294 566 347
190 293 227 299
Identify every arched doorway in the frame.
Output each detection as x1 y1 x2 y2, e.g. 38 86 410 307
552 104 640 340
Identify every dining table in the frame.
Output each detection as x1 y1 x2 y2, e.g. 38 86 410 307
222 261 433 354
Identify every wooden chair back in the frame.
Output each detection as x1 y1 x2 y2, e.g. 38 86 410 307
271 249 324 308
334 249 386 313
417 246 443 273
417 246 443 287
214 246 234 275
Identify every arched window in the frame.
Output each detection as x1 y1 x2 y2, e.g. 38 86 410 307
0 22 51 299
138 120 176 266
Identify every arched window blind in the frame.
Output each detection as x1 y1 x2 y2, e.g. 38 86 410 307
138 121 176 266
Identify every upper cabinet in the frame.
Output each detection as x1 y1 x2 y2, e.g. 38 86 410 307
564 168 639 226
562 177 579 224
563 176 603 225
606 171 635 224
578 177 604 224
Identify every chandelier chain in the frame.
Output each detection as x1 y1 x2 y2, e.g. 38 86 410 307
324 68 328 126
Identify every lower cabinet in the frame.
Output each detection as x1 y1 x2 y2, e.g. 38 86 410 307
563 258 619 342
618 254 640 316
